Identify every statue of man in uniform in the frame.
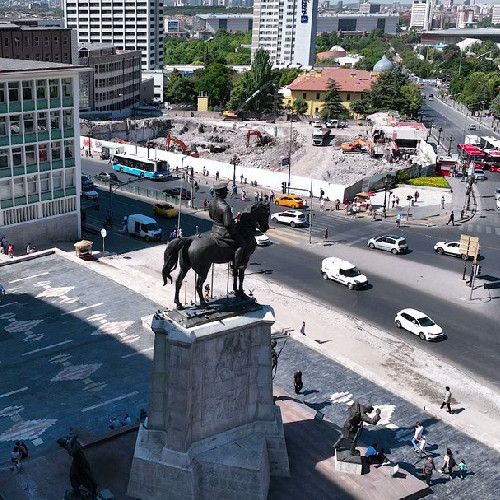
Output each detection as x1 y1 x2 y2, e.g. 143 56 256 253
208 182 246 270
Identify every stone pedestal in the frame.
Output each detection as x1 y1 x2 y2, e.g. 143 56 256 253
127 303 289 500
334 449 364 475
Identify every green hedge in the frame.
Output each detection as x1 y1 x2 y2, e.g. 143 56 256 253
403 177 450 188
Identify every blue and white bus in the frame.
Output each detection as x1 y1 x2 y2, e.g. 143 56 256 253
112 154 170 180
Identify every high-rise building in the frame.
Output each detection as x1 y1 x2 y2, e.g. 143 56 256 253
492 5 500 25
0 58 85 249
63 0 164 70
251 0 318 66
410 0 434 31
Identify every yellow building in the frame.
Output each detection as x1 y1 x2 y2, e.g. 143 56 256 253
285 68 376 116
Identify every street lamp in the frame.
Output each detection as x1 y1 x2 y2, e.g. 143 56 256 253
383 174 390 218
447 136 453 156
288 106 294 193
231 154 240 187
177 154 189 233
437 127 443 148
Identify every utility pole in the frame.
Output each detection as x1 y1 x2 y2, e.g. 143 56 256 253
231 154 240 188
309 182 313 245
447 136 453 156
437 127 443 149
288 107 293 193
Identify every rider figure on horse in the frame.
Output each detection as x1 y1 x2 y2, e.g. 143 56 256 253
208 182 246 270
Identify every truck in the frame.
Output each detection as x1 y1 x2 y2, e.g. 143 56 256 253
312 127 331 146
126 214 162 242
321 257 368 290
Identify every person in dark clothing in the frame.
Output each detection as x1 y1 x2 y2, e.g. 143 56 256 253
293 371 303 394
422 457 436 486
446 211 455 226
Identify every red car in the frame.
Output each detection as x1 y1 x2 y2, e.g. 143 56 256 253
489 166 500 172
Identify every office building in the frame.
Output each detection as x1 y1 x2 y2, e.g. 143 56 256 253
64 0 164 70
492 5 500 25
410 0 434 31
0 58 85 248
317 13 399 34
359 2 380 14
78 43 141 118
195 14 253 33
251 0 319 66
0 21 78 64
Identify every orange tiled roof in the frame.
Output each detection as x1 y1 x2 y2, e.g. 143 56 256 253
288 69 376 93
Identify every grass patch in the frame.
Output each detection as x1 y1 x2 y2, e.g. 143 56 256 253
403 177 450 188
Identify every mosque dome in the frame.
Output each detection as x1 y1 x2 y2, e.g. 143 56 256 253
373 55 394 73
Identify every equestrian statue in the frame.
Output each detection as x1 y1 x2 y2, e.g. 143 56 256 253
162 182 270 309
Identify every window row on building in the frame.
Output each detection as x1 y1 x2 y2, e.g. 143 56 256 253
0 78 73 109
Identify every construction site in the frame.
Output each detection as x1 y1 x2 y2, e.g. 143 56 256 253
85 111 434 190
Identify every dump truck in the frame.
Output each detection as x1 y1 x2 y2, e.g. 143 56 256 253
312 127 331 146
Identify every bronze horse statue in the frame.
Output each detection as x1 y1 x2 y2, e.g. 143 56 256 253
162 201 270 309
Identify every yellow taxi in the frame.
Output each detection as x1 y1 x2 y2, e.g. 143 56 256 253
274 195 304 209
153 203 178 218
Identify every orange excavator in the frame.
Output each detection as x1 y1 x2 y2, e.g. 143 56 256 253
246 130 274 148
166 133 200 158
340 139 373 155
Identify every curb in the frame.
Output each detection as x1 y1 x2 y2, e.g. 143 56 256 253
0 250 55 267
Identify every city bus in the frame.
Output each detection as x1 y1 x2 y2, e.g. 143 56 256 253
112 154 170 180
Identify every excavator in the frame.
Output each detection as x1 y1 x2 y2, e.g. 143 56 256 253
166 133 200 158
340 139 373 156
246 130 274 148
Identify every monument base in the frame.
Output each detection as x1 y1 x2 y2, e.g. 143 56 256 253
334 449 364 475
128 408 288 500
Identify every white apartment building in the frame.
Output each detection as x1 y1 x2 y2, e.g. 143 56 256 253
251 0 319 67
0 58 85 249
64 0 164 70
492 5 500 26
410 0 434 31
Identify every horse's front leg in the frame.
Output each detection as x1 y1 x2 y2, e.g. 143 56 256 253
232 259 239 295
175 268 188 309
238 266 245 293
196 273 207 306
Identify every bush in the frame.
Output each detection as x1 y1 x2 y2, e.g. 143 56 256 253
403 177 450 188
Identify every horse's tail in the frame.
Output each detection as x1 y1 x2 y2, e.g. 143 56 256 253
162 238 191 285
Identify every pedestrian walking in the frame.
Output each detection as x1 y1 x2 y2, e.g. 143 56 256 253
215 171 219 181
414 190 419 202
240 173 244 184
441 196 445 209
320 188 325 199
241 190 246 201
203 199 208 211
460 208 465 220
422 457 436 486
300 321 306 335
232 184 237 198
323 228 328 245
293 370 303 394
439 448 456 478
26 242 35 254
259 191 263 202
458 459 467 480
177 228 183 238
170 228 177 239
254 191 259 202
446 211 455 226
395 196 399 207
264 194 269 202
270 191 275 202
203 167 206 177
320 198 325 211
412 422 424 452
335 199 340 210
7 243 14 259
418 435 427 458
204 284 210 300
440 386 453 413
396 214 401 228
391 198 396 208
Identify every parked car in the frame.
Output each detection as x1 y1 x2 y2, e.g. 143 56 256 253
474 170 486 181
468 124 477 131
271 210 307 228
325 119 338 128
96 172 118 182
274 195 304 209
81 186 98 200
254 229 271 246
321 257 368 290
81 175 94 190
433 241 479 260
395 308 443 341
367 235 408 254
162 187 192 200
153 203 177 218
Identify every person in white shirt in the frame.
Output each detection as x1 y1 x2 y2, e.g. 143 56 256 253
412 422 424 452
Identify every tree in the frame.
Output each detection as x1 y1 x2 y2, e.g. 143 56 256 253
164 69 197 105
399 83 422 119
194 63 234 108
293 98 308 117
279 68 300 88
320 79 347 119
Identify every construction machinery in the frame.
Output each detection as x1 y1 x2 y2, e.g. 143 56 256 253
166 134 200 157
222 80 275 120
246 130 274 148
312 127 331 146
340 139 373 155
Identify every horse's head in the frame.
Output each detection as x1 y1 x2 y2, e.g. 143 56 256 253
250 201 270 233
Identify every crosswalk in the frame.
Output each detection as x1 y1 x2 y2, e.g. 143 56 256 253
464 223 500 236
268 211 357 246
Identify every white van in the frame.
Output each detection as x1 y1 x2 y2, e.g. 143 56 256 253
321 257 368 290
126 214 162 241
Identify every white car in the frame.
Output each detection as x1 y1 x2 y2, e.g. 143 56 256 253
395 308 443 341
434 241 479 260
494 188 500 200
474 170 486 181
367 235 408 254
271 210 307 228
254 229 270 246
321 257 368 290
497 198 500 210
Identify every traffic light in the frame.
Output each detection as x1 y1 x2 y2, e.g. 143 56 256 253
282 181 287 194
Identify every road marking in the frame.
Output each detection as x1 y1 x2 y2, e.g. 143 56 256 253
0 387 28 399
81 391 139 412
61 303 104 316
269 233 300 245
271 228 310 241
9 272 49 284
485 226 492 234
122 347 154 359
22 340 73 356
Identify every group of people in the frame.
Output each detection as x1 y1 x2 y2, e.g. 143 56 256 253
170 226 183 239
109 413 133 430
10 440 29 472
1 236 36 258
